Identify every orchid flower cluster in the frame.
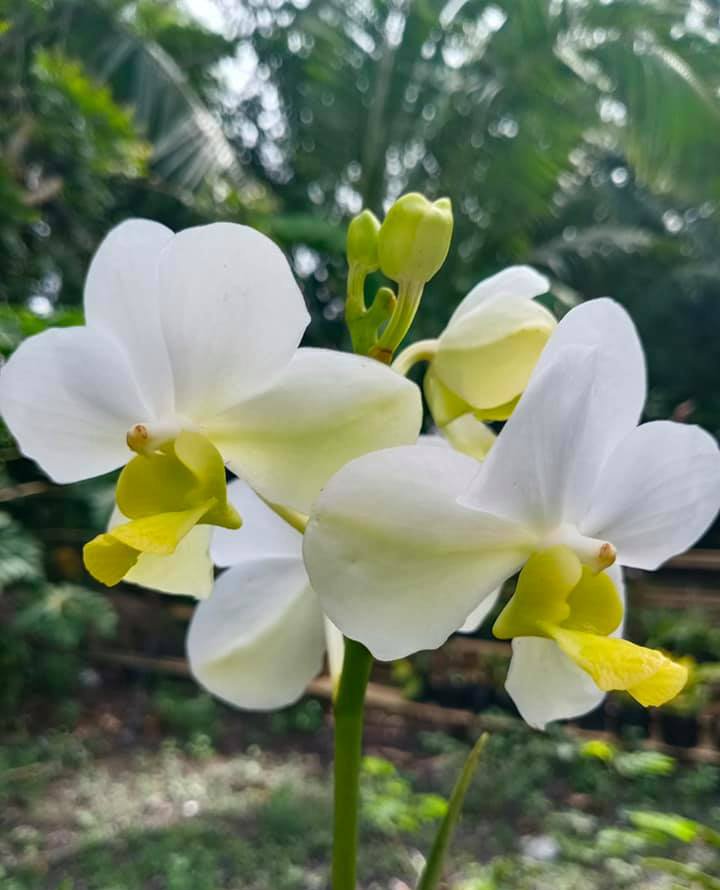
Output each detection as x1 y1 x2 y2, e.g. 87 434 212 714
2 193 720 886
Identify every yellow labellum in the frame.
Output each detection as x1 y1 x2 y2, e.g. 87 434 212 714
552 629 688 706
84 431 241 588
493 546 583 640
83 535 139 587
494 546 687 709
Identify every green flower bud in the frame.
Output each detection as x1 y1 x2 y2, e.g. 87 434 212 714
378 193 453 284
347 209 380 271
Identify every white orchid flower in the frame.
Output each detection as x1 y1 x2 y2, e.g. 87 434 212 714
187 480 342 710
304 299 720 719
0 220 421 593
423 266 555 426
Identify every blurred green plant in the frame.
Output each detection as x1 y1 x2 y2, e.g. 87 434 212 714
152 682 219 742
269 697 326 735
360 755 447 836
639 608 720 662
0 509 116 718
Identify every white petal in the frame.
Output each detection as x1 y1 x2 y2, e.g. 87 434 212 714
506 637 606 730
303 444 534 661
211 480 301 567
583 421 720 569
419 432 451 447
84 219 175 417
449 266 549 325
458 588 501 634
465 300 646 529
324 616 345 687
0 327 147 482
187 557 325 710
209 348 422 513
157 223 309 418
465 346 600 528
532 298 646 456
127 526 213 597
608 563 626 638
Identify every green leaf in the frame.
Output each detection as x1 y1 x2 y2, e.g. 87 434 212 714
417 733 489 890
642 857 720 890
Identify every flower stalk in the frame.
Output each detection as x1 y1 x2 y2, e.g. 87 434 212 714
331 637 373 890
391 338 438 377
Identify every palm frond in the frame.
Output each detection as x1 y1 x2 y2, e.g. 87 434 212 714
68 0 241 191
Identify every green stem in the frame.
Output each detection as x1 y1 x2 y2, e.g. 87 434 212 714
372 278 424 357
391 338 438 377
345 264 368 322
332 637 373 890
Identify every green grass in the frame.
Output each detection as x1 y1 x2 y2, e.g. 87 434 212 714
2 694 720 889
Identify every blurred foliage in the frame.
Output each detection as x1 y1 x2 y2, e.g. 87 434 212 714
360 754 448 834
232 0 720 437
152 682 219 742
0 508 116 717
270 697 326 734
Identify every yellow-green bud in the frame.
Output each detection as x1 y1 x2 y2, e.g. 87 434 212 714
426 266 555 421
378 193 453 284
347 209 380 271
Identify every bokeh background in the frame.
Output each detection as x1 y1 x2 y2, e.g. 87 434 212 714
2 1 720 888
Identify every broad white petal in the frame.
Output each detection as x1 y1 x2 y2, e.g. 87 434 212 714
157 223 309 418
466 300 646 529
209 348 422 513
458 588 501 634
583 421 720 570
506 637 606 730
0 327 147 482
449 266 549 325
187 557 325 710
532 298 646 455
84 219 175 417
211 480 302 567
303 445 534 661
465 346 599 528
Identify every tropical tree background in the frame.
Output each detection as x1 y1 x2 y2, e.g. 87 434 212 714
2 2 720 885
3 0 720 427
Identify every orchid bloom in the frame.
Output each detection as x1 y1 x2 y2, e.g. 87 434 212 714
187 480 342 710
423 266 555 430
304 299 720 725
0 220 421 594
